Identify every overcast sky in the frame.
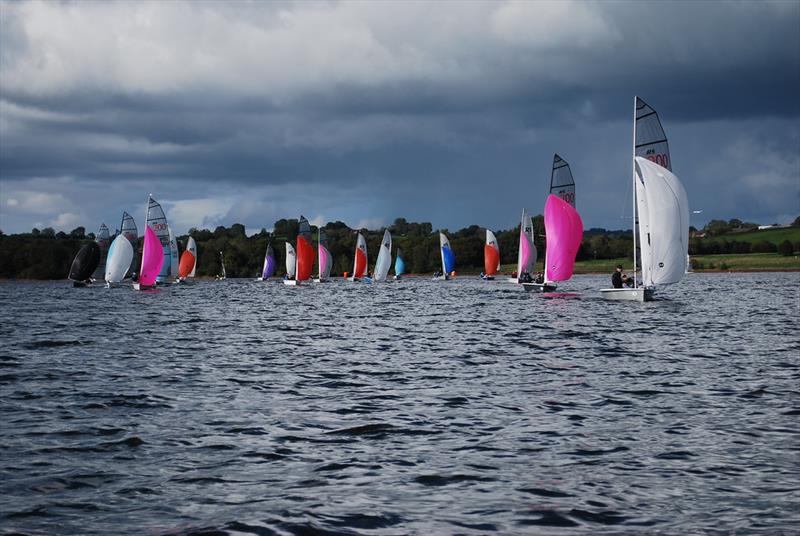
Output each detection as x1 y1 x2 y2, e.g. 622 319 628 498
1 0 798 235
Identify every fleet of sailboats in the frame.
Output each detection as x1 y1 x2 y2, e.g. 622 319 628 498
65 97 690 300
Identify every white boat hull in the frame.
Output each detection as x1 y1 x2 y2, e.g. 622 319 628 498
522 282 558 293
599 288 654 302
133 283 157 291
313 278 329 283
283 279 300 286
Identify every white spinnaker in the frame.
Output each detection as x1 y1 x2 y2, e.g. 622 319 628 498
439 232 451 275
373 230 392 281
168 226 179 278
186 237 197 277
285 243 296 278
486 229 500 271
635 97 671 171
105 235 134 283
635 157 689 286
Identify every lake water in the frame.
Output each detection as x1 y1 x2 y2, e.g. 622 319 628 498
1 273 798 535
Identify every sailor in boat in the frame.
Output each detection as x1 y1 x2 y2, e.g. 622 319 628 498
534 272 544 284
612 265 624 288
519 271 533 283
433 270 442 278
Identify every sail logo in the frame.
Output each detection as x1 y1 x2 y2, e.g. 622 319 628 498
643 149 669 169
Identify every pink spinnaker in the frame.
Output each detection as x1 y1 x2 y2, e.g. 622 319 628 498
544 194 584 282
140 226 165 286
318 245 330 276
519 231 532 271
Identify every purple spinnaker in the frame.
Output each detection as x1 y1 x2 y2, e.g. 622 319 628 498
140 226 165 286
544 194 584 282
263 254 276 279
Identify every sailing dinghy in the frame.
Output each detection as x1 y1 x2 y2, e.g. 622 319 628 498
599 97 689 302
523 154 584 293
285 242 296 281
133 225 164 290
348 232 368 281
216 251 227 280
104 234 134 287
314 229 332 283
168 226 180 281
482 229 500 280
178 236 197 282
372 230 393 282
284 215 314 285
69 242 100 287
146 196 173 284
90 223 110 281
256 239 276 281
508 210 536 283
394 248 405 280
435 232 455 280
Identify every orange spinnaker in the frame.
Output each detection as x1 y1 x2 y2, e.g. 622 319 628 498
354 249 367 278
178 250 195 278
484 244 499 276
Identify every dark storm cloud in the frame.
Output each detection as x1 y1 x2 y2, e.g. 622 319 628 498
1 1 798 234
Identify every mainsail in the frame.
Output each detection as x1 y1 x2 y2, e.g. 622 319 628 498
120 211 138 275
179 236 197 279
91 223 110 280
295 215 314 281
219 251 227 279
440 232 455 274
261 240 276 280
634 156 689 286
146 196 171 282
373 229 392 281
516 209 537 279
69 243 100 282
317 229 332 280
543 195 583 283
394 248 405 277
285 243 297 279
105 234 134 283
352 232 368 278
484 229 500 276
635 97 671 171
139 226 164 287
550 154 576 207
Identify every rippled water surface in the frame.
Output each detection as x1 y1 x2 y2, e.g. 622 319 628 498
1 273 798 535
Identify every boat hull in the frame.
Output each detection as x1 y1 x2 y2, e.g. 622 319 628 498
313 278 329 283
599 288 654 302
481 275 495 281
522 282 558 293
283 279 301 286
133 283 157 291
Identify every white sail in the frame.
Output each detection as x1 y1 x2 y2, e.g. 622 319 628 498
635 97 671 171
516 209 537 277
635 156 689 286
220 252 227 279
186 237 197 277
486 229 500 271
373 229 392 281
550 154 576 207
168 225 179 278
285 242 296 279
104 234 134 283
439 232 451 275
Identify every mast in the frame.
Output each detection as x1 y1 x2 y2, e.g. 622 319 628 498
631 96 638 289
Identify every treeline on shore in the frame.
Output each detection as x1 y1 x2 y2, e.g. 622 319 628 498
1 216 798 279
